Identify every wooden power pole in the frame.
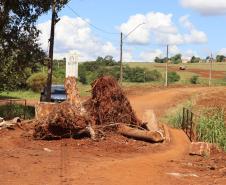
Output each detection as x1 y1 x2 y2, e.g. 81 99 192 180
119 32 123 84
46 0 57 102
165 45 169 87
209 53 213 87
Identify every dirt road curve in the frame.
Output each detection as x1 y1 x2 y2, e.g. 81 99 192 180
0 87 225 185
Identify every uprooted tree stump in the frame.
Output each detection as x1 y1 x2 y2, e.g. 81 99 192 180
33 76 166 143
33 77 94 140
84 76 142 126
33 102 94 140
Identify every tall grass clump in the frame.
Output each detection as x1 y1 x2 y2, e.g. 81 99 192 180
164 100 193 128
197 107 226 151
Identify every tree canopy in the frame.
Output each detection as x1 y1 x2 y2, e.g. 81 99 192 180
216 55 225 63
190 56 201 63
0 0 68 91
154 54 182 64
170 54 182 64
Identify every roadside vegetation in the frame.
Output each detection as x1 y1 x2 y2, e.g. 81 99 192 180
165 101 226 151
0 104 35 120
197 107 226 151
163 100 194 128
0 91 40 100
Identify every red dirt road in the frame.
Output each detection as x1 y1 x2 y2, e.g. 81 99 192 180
0 87 225 185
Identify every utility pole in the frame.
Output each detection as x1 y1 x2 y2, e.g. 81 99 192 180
46 0 57 102
119 23 146 84
165 45 169 87
209 53 213 87
119 32 123 84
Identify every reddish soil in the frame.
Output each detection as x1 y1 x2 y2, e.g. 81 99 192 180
0 86 226 185
196 88 226 108
156 65 226 79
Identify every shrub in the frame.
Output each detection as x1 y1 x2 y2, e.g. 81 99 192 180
123 66 162 83
190 75 199 84
26 72 46 92
167 72 180 83
78 61 162 84
26 72 57 92
145 69 162 82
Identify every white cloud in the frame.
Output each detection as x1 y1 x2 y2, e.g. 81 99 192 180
169 45 180 55
123 51 134 62
140 49 163 62
179 15 194 30
180 15 208 44
181 0 226 16
119 12 207 46
184 29 208 44
38 16 118 61
182 49 199 60
119 12 177 45
139 46 195 62
218 48 226 55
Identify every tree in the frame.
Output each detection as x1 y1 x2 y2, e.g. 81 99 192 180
0 0 69 91
96 55 117 66
154 57 167 63
190 56 201 63
170 54 182 64
216 55 225 63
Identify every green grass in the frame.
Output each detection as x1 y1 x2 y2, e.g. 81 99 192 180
78 83 91 97
164 99 226 151
197 108 226 151
163 100 194 128
0 90 40 100
0 104 35 120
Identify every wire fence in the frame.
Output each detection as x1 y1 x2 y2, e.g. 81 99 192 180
181 107 200 142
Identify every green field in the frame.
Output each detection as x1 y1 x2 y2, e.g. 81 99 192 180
127 62 226 85
1 62 226 100
0 90 40 100
0 83 91 100
127 62 226 71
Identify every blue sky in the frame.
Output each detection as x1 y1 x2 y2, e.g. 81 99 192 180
37 0 226 61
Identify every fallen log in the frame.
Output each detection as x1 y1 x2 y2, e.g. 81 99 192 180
117 124 164 143
0 117 21 129
142 109 159 131
0 117 4 123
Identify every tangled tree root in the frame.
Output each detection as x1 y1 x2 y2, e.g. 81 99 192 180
33 102 94 140
84 76 142 126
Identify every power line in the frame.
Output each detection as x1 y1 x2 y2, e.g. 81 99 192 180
123 22 146 40
66 4 119 35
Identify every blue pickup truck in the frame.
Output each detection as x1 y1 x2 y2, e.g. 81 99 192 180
40 85 67 102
